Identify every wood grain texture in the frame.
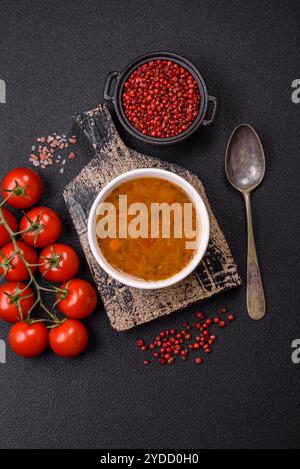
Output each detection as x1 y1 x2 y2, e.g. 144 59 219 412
64 104 241 331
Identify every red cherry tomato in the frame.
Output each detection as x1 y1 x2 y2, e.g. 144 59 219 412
0 282 35 323
0 241 37 281
9 322 49 357
20 207 62 248
49 319 88 357
0 207 18 247
56 279 97 319
2 167 43 209
39 244 79 283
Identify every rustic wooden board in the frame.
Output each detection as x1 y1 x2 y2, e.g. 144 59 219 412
64 104 241 331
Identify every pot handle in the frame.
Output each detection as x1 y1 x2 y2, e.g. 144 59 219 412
202 95 218 126
103 71 120 102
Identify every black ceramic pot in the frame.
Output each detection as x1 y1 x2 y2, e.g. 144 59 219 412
103 51 218 145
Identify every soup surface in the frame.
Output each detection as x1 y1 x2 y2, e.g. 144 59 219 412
96 177 198 281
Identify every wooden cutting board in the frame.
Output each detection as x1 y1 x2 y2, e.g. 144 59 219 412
64 104 241 331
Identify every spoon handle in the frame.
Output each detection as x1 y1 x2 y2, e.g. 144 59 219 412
244 192 266 320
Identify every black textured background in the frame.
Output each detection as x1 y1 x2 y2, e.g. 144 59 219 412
0 0 300 450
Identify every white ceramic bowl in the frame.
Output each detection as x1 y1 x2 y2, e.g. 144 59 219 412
88 168 210 289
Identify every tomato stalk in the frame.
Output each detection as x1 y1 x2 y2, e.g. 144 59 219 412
2 181 30 199
0 206 63 325
0 193 13 207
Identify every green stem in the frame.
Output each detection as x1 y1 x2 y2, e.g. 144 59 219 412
0 206 61 325
27 262 48 267
0 193 13 208
13 228 31 236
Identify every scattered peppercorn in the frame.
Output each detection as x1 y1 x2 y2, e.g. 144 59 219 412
195 357 203 365
197 312 205 319
136 308 236 367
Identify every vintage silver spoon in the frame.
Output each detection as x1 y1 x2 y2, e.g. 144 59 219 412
225 124 266 320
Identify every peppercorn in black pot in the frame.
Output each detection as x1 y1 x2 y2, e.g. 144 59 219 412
103 52 218 145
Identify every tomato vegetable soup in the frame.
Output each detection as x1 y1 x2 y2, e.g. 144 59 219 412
96 177 199 282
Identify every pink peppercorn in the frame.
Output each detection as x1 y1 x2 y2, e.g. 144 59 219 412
136 307 235 368
197 312 205 319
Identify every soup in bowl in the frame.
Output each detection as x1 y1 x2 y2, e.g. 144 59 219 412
88 169 210 289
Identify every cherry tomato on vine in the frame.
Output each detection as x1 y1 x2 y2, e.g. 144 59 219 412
39 244 79 283
0 207 18 247
20 207 62 248
0 241 38 281
1 167 43 209
9 321 49 357
0 282 35 323
56 278 97 319
49 319 88 357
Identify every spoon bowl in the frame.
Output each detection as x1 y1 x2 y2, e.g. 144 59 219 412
225 124 266 320
225 124 265 192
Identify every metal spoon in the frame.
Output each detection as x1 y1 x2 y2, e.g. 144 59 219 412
225 124 266 320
